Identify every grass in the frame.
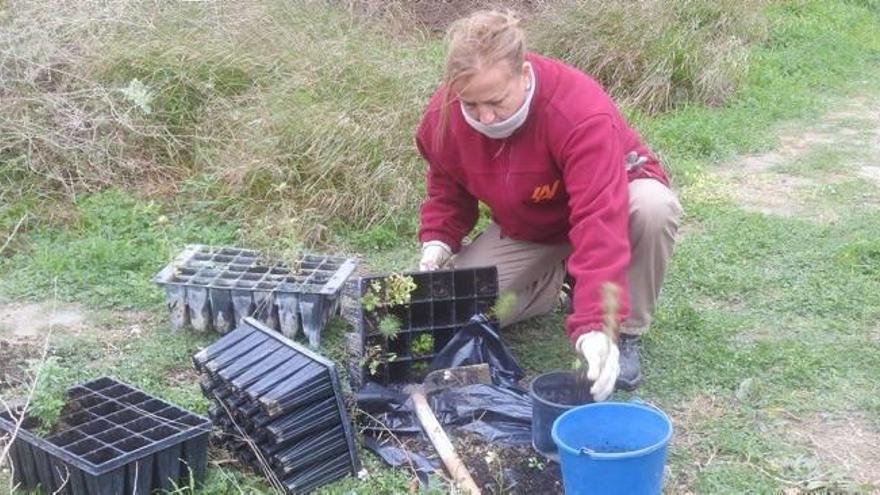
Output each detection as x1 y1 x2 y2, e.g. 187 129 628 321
0 190 238 308
639 1 880 170
3 0 880 493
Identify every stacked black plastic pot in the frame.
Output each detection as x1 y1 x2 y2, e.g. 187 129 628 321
193 317 360 494
0 377 210 494
155 244 357 347
341 267 499 388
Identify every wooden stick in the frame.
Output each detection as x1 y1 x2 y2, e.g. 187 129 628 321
601 282 621 343
410 391 481 495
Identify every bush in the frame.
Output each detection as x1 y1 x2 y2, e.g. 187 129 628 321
1 1 442 243
28 357 76 435
530 0 769 114
1 0 775 245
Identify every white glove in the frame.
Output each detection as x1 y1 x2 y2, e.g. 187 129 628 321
576 331 620 402
419 241 452 271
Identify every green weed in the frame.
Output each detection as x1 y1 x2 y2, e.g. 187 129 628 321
490 292 518 322
411 333 434 357
378 315 402 340
26 357 77 436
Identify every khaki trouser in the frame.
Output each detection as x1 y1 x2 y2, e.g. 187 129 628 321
454 178 683 336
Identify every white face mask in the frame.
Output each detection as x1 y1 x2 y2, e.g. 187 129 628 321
461 64 536 140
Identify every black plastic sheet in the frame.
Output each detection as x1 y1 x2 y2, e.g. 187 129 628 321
430 315 525 387
356 381 422 435
358 315 533 479
432 383 532 446
362 435 440 486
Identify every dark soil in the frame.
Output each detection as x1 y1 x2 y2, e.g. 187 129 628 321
532 371 593 405
431 279 451 298
0 338 40 390
396 433 562 494
455 433 563 494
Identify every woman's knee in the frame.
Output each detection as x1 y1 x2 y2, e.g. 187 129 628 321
629 180 683 234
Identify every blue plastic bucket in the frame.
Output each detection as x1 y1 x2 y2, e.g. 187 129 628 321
551 402 673 495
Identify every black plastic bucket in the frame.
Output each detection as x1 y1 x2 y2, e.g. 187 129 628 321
529 371 593 461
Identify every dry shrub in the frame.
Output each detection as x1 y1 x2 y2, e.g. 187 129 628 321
531 0 770 114
0 1 189 196
349 0 551 35
1 1 440 241
1 0 771 243
179 2 440 240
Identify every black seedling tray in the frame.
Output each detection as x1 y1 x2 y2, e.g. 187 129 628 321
154 244 358 347
341 267 499 387
192 317 360 494
0 377 210 494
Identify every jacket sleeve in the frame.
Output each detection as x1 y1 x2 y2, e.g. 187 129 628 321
560 114 631 345
416 134 479 252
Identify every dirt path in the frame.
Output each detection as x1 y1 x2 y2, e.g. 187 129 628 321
713 93 880 222
0 302 87 338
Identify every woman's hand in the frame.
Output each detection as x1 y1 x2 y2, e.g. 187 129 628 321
576 331 620 401
419 241 452 271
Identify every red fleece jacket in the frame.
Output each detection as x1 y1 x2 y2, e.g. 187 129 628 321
416 53 668 344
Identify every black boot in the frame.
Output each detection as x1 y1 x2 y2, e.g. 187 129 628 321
559 272 575 314
616 334 642 391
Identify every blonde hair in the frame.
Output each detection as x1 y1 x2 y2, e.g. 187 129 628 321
435 10 526 149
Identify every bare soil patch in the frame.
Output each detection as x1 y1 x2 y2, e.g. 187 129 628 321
0 301 158 390
665 395 726 490
786 413 880 488
0 338 41 390
0 302 86 338
0 301 87 391
719 96 880 220
384 432 562 493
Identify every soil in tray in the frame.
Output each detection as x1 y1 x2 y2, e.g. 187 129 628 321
430 277 452 299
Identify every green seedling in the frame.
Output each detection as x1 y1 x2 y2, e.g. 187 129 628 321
28 357 73 436
483 449 510 493
411 333 434 357
362 280 384 312
527 456 546 471
385 273 417 306
378 315 402 340
410 360 429 377
363 345 397 376
362 274 416 312
490 291 518 321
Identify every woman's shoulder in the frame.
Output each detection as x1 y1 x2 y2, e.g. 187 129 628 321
530 53 621 134
416 87 445 139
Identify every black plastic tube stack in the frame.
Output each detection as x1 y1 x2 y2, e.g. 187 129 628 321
193 317 360 494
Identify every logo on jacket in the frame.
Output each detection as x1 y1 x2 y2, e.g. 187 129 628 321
532 179 561 203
